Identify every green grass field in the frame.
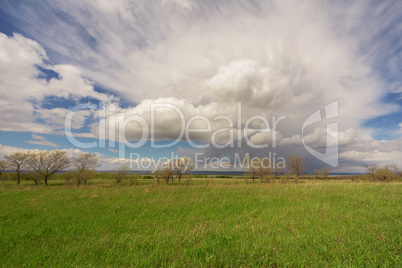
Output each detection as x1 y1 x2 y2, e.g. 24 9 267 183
0 178 400 267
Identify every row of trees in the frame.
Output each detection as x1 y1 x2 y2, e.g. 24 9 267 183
0 151 100 186
246 155 402 183
150 155 308 185
0 151 195 186
153 157 194 185
246 155 307 184
1 151 401 186
366 163 402 182
0 154 317 186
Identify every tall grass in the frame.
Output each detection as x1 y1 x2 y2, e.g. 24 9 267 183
0 181 400 266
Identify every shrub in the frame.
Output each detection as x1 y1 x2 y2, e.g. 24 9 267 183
114 164 131 185
27 172 42 186
129 175 140 186
366 164 399 182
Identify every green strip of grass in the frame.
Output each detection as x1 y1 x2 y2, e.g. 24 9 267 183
0 182 400 267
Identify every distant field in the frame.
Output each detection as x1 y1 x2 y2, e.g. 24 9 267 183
0 179 400 267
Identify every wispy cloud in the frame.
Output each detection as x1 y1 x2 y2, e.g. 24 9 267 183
0 33 114 134
31 134 46 141
26 140 59 147
107 148 118 153
0 0 401 171
25 134 59 147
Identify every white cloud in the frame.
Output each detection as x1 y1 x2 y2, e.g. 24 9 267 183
1 0 401 171
107 148 118 153
31 134 46 141
0 33 113 134
26 140 59 147
0 144 40 156
161 0 194 10
25 133 59 147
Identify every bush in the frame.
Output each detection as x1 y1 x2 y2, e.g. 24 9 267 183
129 175 140 186
281 173 291 184
192 175 208 178
114 164 130 185
63 170 96 187
63 171 76 186
0 173 15 181
27 172 42 186
366 164 400 182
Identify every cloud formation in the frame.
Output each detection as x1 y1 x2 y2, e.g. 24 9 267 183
25 134 59 147
0 33 112 134
0 0 401 171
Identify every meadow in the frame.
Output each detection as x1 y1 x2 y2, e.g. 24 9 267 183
0 177 400 267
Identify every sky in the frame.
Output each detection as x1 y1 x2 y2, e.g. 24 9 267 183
0 0 401 172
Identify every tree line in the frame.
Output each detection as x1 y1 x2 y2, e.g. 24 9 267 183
153 155 312 185
0 151 401 186
245 155 307 184
245 155 401 183
0 151 100 186
153 157 194 185
365 163 402 182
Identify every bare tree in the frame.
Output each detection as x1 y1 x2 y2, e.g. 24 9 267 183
322 167 330 179
245 157 273 183
114 164 130 185
246 157 259 183
314 169 322 179
0 160 7 177
388 164 402 178
27 150 70 185
71 153 100 186
257 158 272 183
366 164 397 182
366 164 378 180
153 168 163 185
286 156 305 184
161 160 175 184
314 167 330 180
163 166 174 184
154 163 174 185
173 157 194 184
5 152 30 185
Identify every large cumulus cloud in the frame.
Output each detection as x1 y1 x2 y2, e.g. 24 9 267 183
1 0 401 171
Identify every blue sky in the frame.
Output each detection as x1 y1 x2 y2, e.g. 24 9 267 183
0 0 401 172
